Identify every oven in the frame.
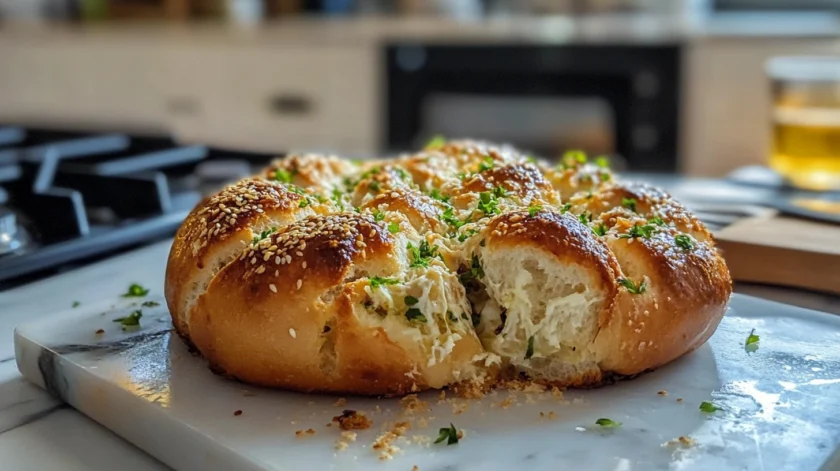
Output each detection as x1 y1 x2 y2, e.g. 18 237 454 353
384 44 681 171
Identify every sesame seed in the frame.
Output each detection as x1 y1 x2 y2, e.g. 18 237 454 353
302 261 307 269
296 251 303 257
275 256 282 264
289 328 297 338
256 265 266 274
296 279 303 290
269 284 277 293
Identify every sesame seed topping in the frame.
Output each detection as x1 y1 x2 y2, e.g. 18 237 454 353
289 328 297 338
297 279 303 289
269 284 278 293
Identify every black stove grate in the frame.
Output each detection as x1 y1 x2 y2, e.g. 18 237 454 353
0 126 277 289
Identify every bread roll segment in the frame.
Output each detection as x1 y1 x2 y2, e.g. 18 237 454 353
165 144 732 395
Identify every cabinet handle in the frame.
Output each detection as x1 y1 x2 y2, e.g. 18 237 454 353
268 93 313 115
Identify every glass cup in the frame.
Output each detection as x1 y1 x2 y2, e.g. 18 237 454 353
767 56 840 191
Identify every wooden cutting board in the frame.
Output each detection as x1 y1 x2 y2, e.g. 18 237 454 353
715 213 840 296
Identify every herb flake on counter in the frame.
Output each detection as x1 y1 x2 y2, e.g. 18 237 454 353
595 418 622 428
745 329 760 352
113 310 142 329
141 301 160 307
525 336 535 359
618 278 646 295
699 401 722 413
434 423 460 445
122 283 149 297
369 277 399 289
72 301 80 308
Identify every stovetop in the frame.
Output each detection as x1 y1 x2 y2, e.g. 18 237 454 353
0 126 276 289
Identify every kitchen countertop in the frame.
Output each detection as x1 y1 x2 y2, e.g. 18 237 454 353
1 238 839 470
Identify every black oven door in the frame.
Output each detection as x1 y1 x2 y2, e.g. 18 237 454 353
385 44 680 172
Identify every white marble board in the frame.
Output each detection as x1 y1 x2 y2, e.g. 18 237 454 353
13 293 840 471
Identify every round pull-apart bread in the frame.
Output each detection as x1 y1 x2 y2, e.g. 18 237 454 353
165 141 731 396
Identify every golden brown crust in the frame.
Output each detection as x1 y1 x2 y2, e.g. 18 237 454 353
166 140 731 395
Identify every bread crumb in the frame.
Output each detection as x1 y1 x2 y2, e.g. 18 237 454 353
676 397 684 403
663 436 696 447
412 466 420 471
540 411 557 420
400 394 429 415
233 410 242 416
551 387 564 399
334 398 347 407
295 429 316 437
411 435 431 446
242 390 256 397
452 401 468 415
417 417 429 428
333 410 372 430
375 405 382 413
95 329 105 335
372 422 410 460
290 420 298 425
657 390 668 396
497 396 515 409
335 441 348 451
439 390 446 401
289 328 297 338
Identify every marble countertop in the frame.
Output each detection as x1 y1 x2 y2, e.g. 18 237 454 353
1 239 839 471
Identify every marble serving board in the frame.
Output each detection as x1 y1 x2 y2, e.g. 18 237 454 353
13 294 840 471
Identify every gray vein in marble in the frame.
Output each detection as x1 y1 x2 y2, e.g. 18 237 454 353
0 356 15 364
0 403 66 435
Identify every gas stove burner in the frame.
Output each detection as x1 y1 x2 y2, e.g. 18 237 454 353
0 126 278 288
0 208 26 255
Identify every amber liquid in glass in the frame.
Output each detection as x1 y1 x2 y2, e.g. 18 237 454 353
771 93 840 190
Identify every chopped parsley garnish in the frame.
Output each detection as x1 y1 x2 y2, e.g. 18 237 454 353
622 197 638 213
578 212 591 225
492 185 508 198
599 170 612 182
287 185 306 195
395 167 411 181
359 166 381 180
525 155 537 164
477 156 494 173
457 228 478 242
388 222 400 234
141 301 160 307
368 180 380 193
429 188 450 203
72 301 80 308
369 277 399 288
434 423 460 445
595 418 622 428
745 328 760 352
408 241 439 268
528 205 543 217
477 191 500 216
405 308 427 324
458 254 485 287
122 283 149 298
252 227 277 245
331 188 345 211
699 401 722 413
425 135 446 150
372 210 386 222
113 310 142 328
525 336 535 359
298 199 310 208
593 222 608 237
649 216 666 226
595 156 610 168
618 278 646 295
619 224 656 239
273 168 295 183
404 295 419 306
675 234 695 251
561 150 587 169
442 206 468 230
560 203 572 213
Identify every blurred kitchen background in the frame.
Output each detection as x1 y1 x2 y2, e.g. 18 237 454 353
1 0 839 305
0 0 837 175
